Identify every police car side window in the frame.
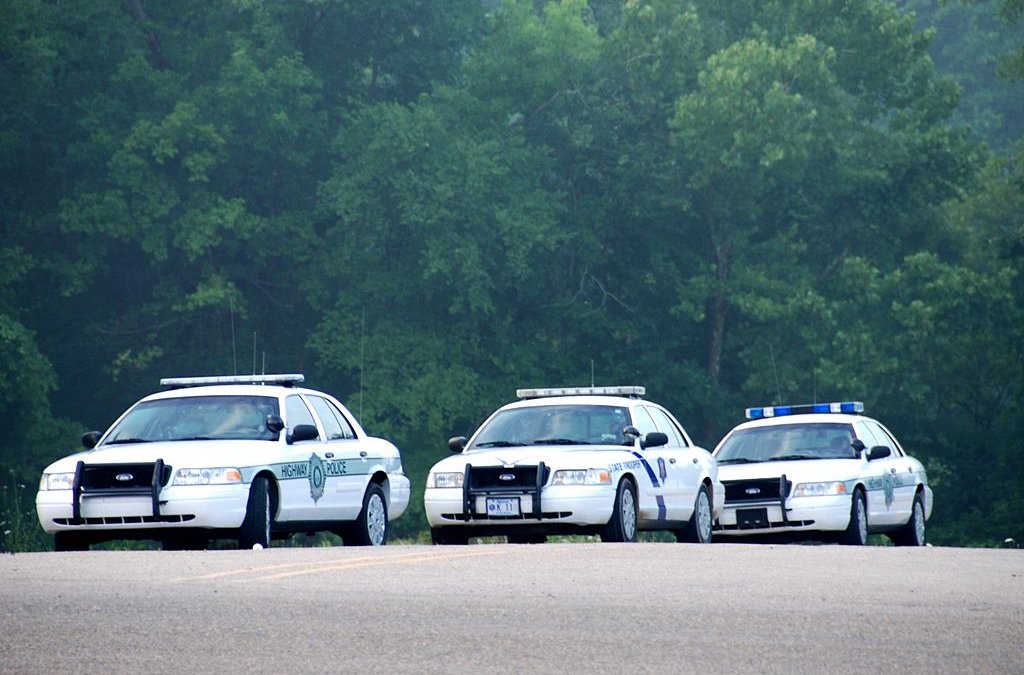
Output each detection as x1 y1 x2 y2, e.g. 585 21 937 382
645 406 685 447
308 396 355 441
854 421 885 450
868 421 903 457
286 395 317 430
632 406 660 437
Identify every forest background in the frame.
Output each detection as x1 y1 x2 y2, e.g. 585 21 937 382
2 0 1021 550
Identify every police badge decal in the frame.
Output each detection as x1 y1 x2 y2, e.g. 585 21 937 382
308 453 326 503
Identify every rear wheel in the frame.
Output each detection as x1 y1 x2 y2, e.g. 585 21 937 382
890 492 926 547
238 476 271 549
838 489 868 546
345 483 388 546
676 484 713 543
601 479 638 543
53 532 90 552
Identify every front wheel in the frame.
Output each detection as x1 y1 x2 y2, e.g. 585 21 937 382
345 483 388 546
890 492 926 547
601 478 638 542
838 488 868 546
238 476 272 549
676 484 713 543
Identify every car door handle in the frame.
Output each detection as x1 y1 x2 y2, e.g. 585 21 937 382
360 451 368 458
325 452 334 459
890 468 896 473
669 458 677 464
692 458 698 464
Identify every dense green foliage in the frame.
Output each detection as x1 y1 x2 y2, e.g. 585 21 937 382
2 0 1021 550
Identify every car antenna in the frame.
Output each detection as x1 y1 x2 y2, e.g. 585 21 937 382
359 306 366 419
252 331 257 377
230 298 238 375
591 359 595 387
769 342 782 405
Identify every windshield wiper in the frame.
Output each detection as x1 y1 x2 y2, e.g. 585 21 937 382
532 438 591 445
103 438 152 445
767 454 819 462
474 440 527 448
168 436 215 442
716 457 763 465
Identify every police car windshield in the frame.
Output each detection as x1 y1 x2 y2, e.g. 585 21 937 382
471 404 630 450
103 395 281 444
716 422 856 463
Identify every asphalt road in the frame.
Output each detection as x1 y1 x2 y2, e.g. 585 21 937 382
1 543 1021 674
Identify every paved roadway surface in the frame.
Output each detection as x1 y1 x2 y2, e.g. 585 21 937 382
0 543 1021 674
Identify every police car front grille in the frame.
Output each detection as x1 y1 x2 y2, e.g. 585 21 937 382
441 512 572 522
723 478 792 503
80 463 172 491
469 465 550 490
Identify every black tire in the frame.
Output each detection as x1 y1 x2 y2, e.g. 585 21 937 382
601 478 638 543
676 484 713 544
890 492 926 547
53 532 90 552
838 488 868 546
238 476 272 549
431 527 469 545
345 483 388 546
507 533 547 544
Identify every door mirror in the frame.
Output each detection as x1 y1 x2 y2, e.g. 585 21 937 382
82 431 101 449
448 436 468 453
266 414 285 435
642 432 668 449
867 445 891 461
288 424 319 444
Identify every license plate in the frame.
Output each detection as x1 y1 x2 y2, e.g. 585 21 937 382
737 508 769 529
486 497 521 517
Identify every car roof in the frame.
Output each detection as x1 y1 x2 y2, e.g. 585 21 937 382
729 412 876 431
140 384 325 402
499 395 649 410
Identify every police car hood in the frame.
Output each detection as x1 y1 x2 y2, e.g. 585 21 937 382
434 444 634 471
717 458 864 484
42 440 278 473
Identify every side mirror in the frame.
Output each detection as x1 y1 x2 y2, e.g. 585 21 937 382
867 445 891 461
288 424 319 444
266 415 285 435
448 436 467 453
642 431 668 449
82 431 101 449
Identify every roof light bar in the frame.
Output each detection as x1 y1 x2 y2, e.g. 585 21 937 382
516 386 646 399
745 401 863 420
160 374 305 389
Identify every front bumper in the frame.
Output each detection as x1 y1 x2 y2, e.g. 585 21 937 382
424 485 614 530
714 495 853 536
36 483 250 534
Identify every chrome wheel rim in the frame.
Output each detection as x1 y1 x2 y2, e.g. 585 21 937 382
913 501 925 544
367 494 387 545
856 497 867 544
697 491 712 542
622 487 637 540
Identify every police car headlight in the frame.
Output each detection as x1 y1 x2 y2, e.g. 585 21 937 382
172 468 243 486
40 473 75 491
792 481 847 497
429 472 464 489
551 469 612 486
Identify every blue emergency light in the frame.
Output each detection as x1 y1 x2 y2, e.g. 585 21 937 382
745 401 863 419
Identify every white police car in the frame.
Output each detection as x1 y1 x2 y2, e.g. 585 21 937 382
712 402 933 545
424 386 724 544
36 374 411 550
